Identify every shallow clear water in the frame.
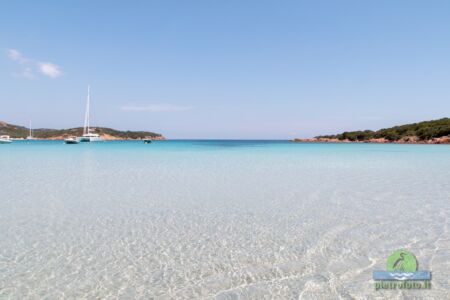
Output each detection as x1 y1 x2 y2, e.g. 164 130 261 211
1 140 449 299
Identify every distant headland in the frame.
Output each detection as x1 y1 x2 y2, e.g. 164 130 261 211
0 121 165 140
293 118 450 144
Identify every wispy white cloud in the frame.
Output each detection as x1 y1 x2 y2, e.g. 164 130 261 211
7 49 27 63
121 104 193 112
38 62 62 78
6 48 62 79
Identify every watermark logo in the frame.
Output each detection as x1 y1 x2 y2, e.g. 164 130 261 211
373 250 431 290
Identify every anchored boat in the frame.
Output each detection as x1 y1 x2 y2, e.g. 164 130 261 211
26 120 35 140
0 135 12 144
79 86 102 142
64 136 80 144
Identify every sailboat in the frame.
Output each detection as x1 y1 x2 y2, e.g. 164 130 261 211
26 120 35 140
79 86 102 142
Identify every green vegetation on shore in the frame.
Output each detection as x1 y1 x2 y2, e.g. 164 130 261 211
0 121 164 140
316 118 450 142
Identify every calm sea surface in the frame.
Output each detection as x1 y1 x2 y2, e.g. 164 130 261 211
1 140 449 299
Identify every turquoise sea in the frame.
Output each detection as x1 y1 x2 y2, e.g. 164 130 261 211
1 140 449 299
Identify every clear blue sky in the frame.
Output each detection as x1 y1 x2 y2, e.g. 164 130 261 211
1 1 450 139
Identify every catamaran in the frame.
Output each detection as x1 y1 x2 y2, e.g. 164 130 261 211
0 135 12 144
79 86 102 142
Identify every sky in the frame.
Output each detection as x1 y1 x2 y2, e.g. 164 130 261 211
1 0 450 139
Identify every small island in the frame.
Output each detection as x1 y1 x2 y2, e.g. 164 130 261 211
0 121 165 140
293 118 450 144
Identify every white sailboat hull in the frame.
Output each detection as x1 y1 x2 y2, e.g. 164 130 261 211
79 136 102 142
79 134 102 142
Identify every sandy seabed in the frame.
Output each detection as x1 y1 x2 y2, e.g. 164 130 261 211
1 141 449 299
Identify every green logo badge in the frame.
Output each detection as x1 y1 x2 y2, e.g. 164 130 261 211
386 250 418 272
373 249 431 290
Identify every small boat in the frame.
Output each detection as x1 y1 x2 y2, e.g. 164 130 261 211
0 135 12 144
65 136 80 144
143 138 152 144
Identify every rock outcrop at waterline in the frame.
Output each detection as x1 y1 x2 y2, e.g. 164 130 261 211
292 136 450 144
0 121 165 140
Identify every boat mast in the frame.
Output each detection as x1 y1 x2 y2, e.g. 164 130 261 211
29 120 32 138
83 85 90 135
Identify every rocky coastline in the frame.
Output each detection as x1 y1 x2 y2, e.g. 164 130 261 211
292 118 450 144
292 136 450 144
